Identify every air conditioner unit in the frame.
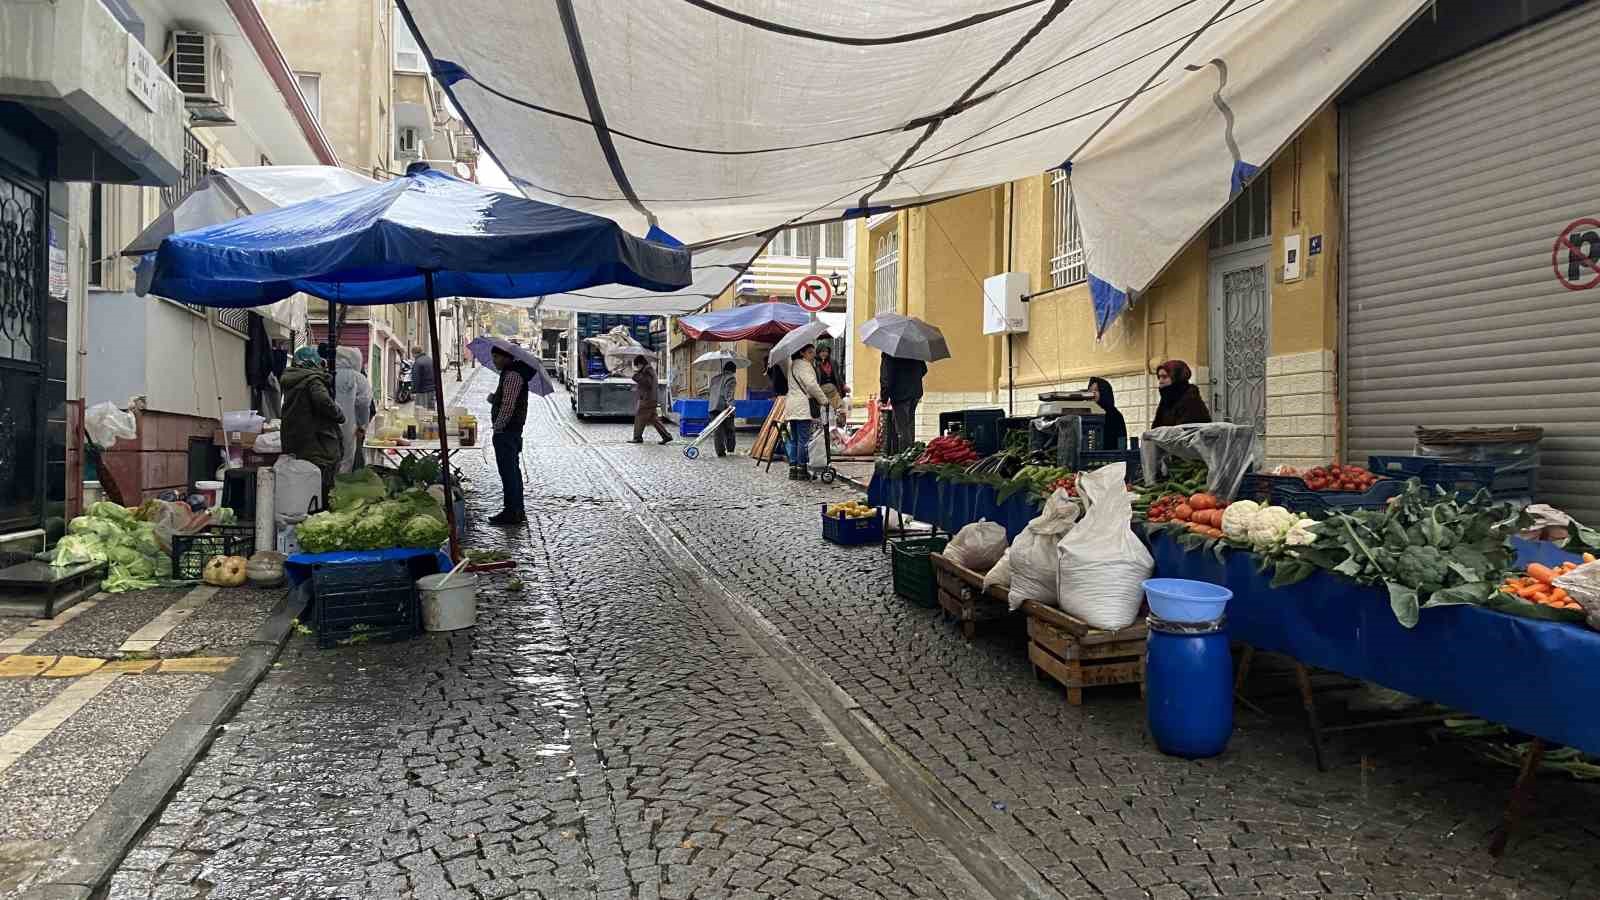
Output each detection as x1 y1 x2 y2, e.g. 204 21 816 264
168 31 235 125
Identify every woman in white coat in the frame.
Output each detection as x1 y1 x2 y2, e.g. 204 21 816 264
783 344 830 481
333 346 373 473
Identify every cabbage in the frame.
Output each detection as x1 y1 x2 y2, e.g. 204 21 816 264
132 522 162 556
393 489 446 524
103 569 158 593
295 511 352 554
52 534 107 567
349 515 397 550
68 516 123 542
107 545 144 567
400 515 449 549
88 501 135 524
330 470 387 511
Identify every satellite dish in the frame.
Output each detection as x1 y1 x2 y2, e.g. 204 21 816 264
454 162 472 179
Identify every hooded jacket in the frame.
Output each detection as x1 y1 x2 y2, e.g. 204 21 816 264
334 347 373 471
1087 377 1128 449
1152 360 1212 428
281 364 344 467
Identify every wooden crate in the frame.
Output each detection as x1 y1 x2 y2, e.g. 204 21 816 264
930 553 1011 638
1022 600 1147 706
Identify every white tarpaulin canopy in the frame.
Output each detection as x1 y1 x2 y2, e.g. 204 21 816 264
399 0 1427 328
526 231 773 315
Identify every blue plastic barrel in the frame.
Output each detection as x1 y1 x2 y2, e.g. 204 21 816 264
1145 615 1234 759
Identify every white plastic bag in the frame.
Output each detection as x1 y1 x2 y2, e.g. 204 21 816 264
944 519 1007 573
85 402 138 448
982 550 1013 594
1553 561 1600 633
1057 463 1154 629
1006 488 1081 611
807 426 829 471
273 456 324 522
253 431 283 454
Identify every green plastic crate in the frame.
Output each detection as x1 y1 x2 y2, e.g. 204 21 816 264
891 537 948 608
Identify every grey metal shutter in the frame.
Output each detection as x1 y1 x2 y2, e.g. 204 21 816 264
1342 1 1600 520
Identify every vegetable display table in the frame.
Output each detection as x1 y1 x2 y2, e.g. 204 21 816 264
930 553 1011 638
1149 530 1600 853
364 441 485 484
1022 600 1147 705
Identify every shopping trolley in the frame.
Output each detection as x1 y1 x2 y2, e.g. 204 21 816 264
682 406 738 460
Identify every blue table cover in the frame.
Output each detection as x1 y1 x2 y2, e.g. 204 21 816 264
867 472 1040 539
1150 532 1600 755
286 547 452 587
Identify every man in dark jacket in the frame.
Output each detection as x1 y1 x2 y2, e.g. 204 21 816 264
630 357 671 445
411 346 437 409
280 346 345 506
879 353 927 455
487 347 534 525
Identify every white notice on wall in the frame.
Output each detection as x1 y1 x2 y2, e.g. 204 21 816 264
126 33 161 112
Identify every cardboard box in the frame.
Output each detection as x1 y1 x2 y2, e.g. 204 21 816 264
213 431 259 448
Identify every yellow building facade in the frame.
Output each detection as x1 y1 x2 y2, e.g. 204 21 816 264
849 107 1343 470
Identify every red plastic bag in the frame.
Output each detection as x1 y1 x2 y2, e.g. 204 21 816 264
840 398 882 457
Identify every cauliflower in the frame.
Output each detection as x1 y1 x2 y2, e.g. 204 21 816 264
1220 500 1261 540
1247 506 1299 549
1284 518 1318 546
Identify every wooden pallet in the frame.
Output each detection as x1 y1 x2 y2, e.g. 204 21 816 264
930 553 1011 639
1022 600 1147 705
751 397 788 464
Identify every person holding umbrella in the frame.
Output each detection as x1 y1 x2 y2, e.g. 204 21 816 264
694 349 749 457
861 313 949 455
485 346 535 525
630 355 672 445
783 344 830 480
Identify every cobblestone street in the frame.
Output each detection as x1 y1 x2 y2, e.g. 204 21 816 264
108 368 1600 899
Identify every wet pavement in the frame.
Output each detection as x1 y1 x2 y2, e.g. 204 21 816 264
106 365 1600 899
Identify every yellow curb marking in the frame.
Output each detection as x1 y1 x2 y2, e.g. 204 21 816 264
156 656 237 674
0 671 121 774
40 656 106 678
0 597 103 655
119 586 218 654
0 656 57 678
101 659 160 674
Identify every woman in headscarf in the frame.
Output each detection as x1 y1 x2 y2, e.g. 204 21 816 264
1086 377 1128 449
1151 359 1212 428
332 346 373 473
280 345 345 506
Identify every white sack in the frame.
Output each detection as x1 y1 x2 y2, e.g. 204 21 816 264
1554 562 1600 633
944 520 1007 574
272 456 324 523
1057 463 1153 630
1006 488 1081 612
982 550 1013 595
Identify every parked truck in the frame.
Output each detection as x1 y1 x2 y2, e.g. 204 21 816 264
567 313 668 419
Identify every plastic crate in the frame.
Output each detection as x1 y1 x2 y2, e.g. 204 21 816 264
1000 416 1035 451
171 525 256 581
1079 450 1142 481
1368 455 1496 498
733 398 774 421
1274 478 1406 515
680 418 708 437
674 399 710 419
937 408 1006 456
1240 472 1305 502
310 560 420 649
891 536 948 607
822 504 883 546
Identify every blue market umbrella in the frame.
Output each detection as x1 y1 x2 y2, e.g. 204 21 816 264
144 163 691 559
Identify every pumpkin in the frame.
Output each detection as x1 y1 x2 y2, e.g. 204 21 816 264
202 554 248 587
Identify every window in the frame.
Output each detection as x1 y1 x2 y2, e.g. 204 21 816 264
394 11 426 72
1209 167 1271 250
295 72 321 121
215 307 249 335
767 222 846 260
1049 168 1085 287
396 126 420 157
89 185 104 287
872 226 899 315
161 130 209 211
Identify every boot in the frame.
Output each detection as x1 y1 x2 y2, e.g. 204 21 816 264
789 464 804 481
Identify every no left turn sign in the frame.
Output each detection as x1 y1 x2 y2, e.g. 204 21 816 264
1552 218 1600 291
796 274 832 311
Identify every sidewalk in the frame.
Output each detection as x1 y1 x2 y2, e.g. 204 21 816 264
0 581 296 899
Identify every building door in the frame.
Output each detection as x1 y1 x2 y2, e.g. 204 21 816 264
1208 248 1270 441
0 166 47 535
1342 2 1600 519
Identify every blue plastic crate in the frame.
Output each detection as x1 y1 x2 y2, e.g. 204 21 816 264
1368 455 1497 498
674 398 710 419
679 418 708 437
733 398 774 421
1078 450 1141 481
821 504 883 546
1274 478 1406 515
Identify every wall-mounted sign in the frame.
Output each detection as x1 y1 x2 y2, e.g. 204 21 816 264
126 33 161 112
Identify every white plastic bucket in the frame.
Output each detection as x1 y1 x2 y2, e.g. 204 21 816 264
418 571 478 631
195 479 224 508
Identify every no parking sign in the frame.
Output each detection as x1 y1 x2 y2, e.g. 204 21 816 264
1553 218 1600 291
795 274 832 311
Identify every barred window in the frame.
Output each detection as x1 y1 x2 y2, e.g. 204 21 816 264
1049 168 1085 288
1209 167 1271 249
872 226 899 315
215 307 250 335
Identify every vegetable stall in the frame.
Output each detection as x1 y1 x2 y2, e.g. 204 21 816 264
860 419 1600 852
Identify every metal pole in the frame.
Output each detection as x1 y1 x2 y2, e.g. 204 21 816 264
424 271 461 562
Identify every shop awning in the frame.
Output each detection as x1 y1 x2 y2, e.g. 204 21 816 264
398 0 1427 330
678 301 811 342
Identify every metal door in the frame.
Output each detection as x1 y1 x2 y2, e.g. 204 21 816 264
1208 248 1270 439
0 167 46 534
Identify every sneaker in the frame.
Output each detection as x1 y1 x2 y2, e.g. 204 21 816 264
487 511 527 526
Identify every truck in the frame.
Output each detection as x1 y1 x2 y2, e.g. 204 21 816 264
567 313 669 419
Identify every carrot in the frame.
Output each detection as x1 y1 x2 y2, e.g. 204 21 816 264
1526 563 1558 585
1516 584 1544 599
1550 588 1569 603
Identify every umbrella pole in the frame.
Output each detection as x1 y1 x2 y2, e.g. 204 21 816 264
424 272 462 563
